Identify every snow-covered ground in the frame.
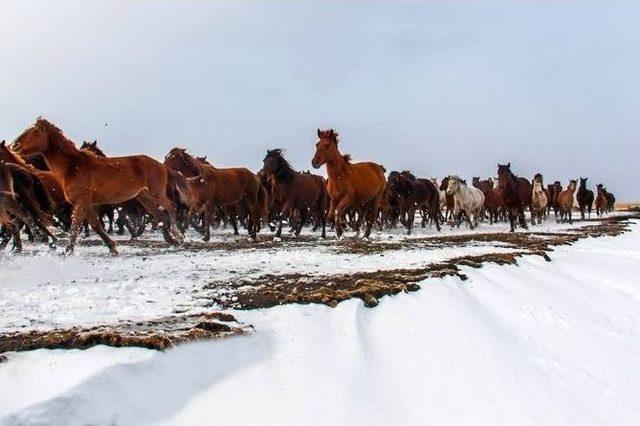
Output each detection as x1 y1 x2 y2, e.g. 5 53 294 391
1 218 640 425
1 217 589 332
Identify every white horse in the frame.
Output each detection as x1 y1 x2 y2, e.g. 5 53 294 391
446 175 485 229
531 181 548 225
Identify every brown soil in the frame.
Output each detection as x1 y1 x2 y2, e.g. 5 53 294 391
0 312 249 355
209 213 638 310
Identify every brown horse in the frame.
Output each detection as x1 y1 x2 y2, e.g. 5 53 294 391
261 149 327 238
473 177 502 225
11 118 182 254
496 163 532 232
0 160 58 250
595 184 608 217
0 140 71 230
311 129 386 239
557 180 577 223
166 148 266 241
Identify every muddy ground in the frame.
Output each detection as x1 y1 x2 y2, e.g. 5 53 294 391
1 212 638 355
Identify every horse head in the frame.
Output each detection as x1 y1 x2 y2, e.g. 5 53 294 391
312 128 339 169
11 118 61 157
164 147 202 177
446 175 462 195
497 163 518 192
579 177 588 189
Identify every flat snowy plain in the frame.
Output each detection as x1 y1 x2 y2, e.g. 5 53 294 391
1 217 640 425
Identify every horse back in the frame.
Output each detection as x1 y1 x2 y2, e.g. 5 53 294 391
348 162 386 201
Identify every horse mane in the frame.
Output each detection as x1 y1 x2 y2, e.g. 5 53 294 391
341 154 352 163
401 170 416 180
25 117 79 154
266 149 297 183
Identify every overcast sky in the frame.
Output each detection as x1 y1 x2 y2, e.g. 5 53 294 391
1 1 638 199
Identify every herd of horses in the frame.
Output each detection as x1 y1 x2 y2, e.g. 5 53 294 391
0 119 617 255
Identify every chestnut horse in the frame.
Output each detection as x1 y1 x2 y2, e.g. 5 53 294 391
165 148 266 241
311 129 386 239
595 184 608 217
11 118 182 254
557 180 577 223
496 163 532 232
261 149 327 238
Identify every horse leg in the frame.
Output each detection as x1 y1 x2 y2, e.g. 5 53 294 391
66 203 88 254
86 209 118 255
136 191 180 246
334 197 351 239
202 203 213 242
406 205 415 235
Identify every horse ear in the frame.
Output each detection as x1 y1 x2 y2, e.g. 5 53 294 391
0 140 5 147
92 141 97 147
317 128 321 137
507 162 511 168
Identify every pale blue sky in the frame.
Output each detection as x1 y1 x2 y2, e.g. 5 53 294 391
1 1 638 198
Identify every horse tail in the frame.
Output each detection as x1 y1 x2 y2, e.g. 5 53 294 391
9 165 54 226
167 169 192 207
257 182 269 220
31 173 53 215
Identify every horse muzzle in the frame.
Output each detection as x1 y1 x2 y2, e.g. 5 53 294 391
311 159 321 169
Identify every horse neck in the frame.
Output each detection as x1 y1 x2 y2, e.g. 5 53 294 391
274 162 297 185
41 131 82 177
324 149 349 181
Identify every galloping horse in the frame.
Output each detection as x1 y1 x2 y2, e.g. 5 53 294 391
0 161 57 251
165 148 266 241
11 118 183 254
603 187 616 212
311 129 386 239
595 184 608 217
531 181 548 225
496 163 532 232
261 149 327 238
446 175 484 229
577 177 594 219
390 171 441 234
558 180 577 223
0 140 70 231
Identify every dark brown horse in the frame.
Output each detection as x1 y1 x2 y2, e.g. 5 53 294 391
0 161 58 250
311 129 386 239
12 118 182 254
388 171 440 234
261 149 327 238
0 140 71 230
603 187 616 212
496 163 531 232
577 177 594 219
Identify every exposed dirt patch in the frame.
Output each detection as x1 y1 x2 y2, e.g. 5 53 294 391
0 312 249 355
210 214 638 310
